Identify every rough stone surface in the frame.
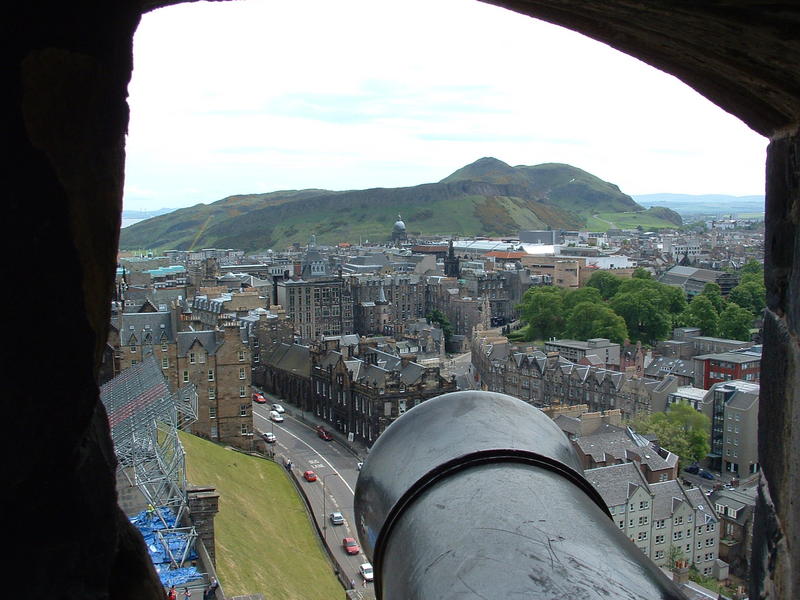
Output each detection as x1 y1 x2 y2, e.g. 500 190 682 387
4 1 800 599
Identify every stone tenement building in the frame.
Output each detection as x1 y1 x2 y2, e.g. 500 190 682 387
346 273 427 336
458 267 533 326
189 291 266 329
260 337 456 445
109 307 253 448
310 342 457 445
472 332 676 418
276 277 354 341
586 463 722 577
241 306 295 390
176 322 252 446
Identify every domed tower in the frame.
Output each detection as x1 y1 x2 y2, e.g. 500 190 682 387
391 214 408 245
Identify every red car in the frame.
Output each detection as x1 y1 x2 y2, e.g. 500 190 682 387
316 426 333 441
252 392 266 404
342 537 360 555
303 470 317 482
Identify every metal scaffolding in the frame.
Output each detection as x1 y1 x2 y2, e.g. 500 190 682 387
101 355 200 567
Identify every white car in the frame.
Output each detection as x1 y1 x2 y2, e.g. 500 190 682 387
269 410 284 422
262 431 276 443
271 403 285 413
359 562 374 582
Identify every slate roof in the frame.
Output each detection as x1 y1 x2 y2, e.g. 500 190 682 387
584 462 650 507
683 487 719 525
263 342 311 377
177 330 222 357
649 479 688 520
112 311 175 345
576 426 677 472
645 356 695 379
709 487 756 526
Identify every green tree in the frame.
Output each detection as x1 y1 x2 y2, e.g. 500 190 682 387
700 282 725 313
517 286 566 340
564 302 629 344
740 259 763 277
586 271 622 300
615 278 686 317
632 266 652 279
609 289 671 343
609 278 684 343
681 295 719 336
660 284 689 321
718 303 755 341
426 309 453 343
631 402 710 464
728 279 766 314
563 286 603 313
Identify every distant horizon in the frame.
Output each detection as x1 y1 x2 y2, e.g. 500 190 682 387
121 190 766 219
120 191 765 232
124 0 767 212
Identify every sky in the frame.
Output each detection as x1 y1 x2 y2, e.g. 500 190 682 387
123 0 769 212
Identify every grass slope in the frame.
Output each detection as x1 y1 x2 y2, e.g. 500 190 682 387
594 207 682 230
180 432 341 600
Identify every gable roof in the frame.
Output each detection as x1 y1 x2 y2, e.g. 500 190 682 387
584 462 650 507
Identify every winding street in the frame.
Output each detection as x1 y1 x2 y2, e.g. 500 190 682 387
251 393 369 590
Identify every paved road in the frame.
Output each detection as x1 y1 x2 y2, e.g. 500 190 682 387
252 393 370 590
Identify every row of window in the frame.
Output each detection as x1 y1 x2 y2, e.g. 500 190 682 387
209 404 251 419
181 367 248 382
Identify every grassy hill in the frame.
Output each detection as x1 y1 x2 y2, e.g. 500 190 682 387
119 158 669 252
180 432 341 600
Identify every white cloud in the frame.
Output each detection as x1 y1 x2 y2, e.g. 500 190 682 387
123 0 767 211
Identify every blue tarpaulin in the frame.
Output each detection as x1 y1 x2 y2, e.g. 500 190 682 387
130 507 202 587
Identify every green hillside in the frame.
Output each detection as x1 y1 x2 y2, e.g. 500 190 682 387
590 207 683 231
181 432 341 600
119 158 654 252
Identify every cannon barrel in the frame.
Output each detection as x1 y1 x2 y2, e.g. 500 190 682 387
354 391 685 599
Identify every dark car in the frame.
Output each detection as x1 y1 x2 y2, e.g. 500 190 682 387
699 470 715 480
316 425 333 441
684 464 700 474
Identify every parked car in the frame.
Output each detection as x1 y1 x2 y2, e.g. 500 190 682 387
303 470 317 482
252 392 267 404
684 464 700 474
359 562 374 581
342 537 360 555
262 431 276 443
699 470 715 480
271 403 285 413
329 511 344 526
316 425 333 441
269 410 284 423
